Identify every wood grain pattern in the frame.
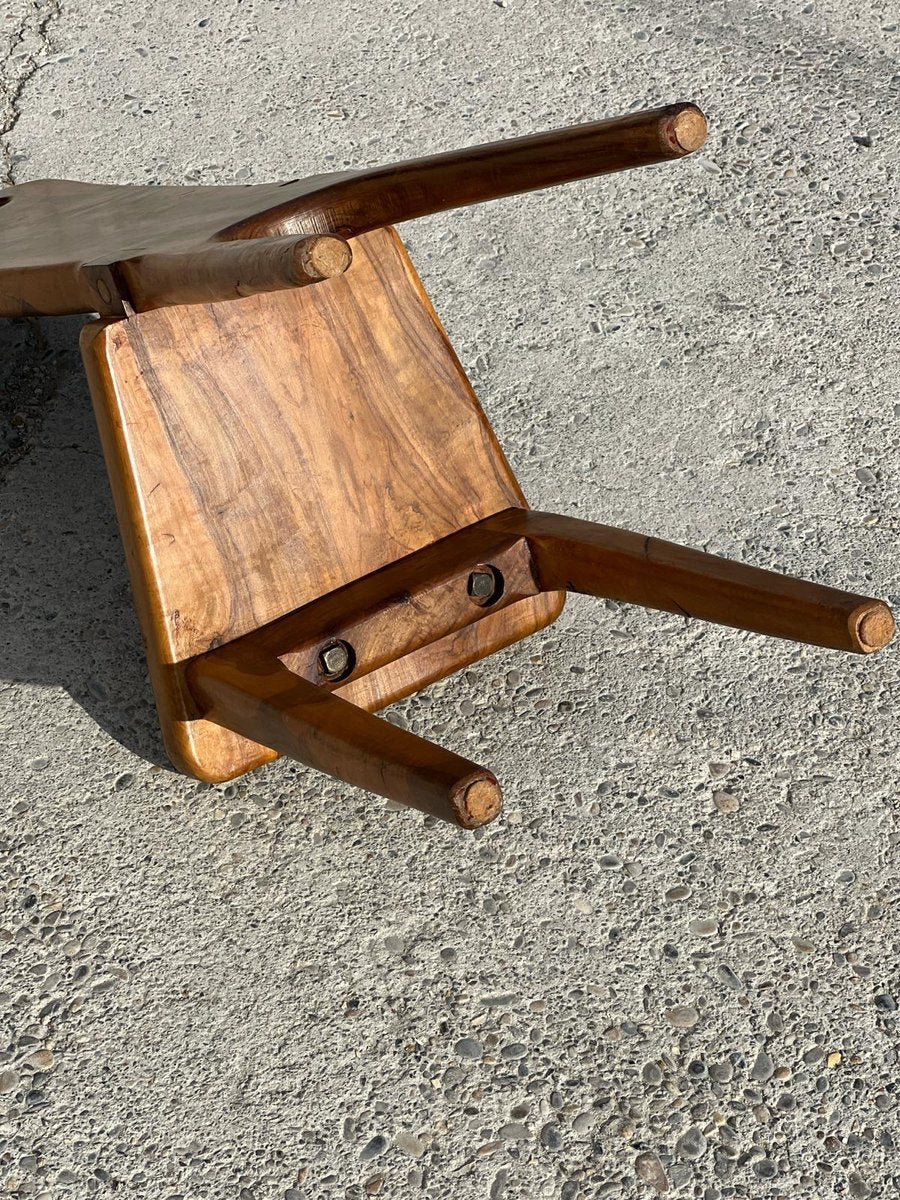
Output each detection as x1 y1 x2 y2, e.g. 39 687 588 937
331 590 561 712
249 522 542 682
81 226 564 781
488 509 895 654
181 496 894 819
179 494 892 818
9 95 892 824
0 103 706 315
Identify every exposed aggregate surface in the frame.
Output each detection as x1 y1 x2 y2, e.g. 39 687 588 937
1 2 899 1198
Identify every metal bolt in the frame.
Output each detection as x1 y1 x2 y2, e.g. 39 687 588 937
317 639 354 681
467 564 503 607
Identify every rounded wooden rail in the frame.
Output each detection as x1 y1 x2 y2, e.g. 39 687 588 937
225 103 709 240
120 234 352 311
183 507 892 831
488 509 895 655
188 645 502 830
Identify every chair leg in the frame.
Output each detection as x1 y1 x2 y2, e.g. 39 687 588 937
187 644 501 829
488 509 894 654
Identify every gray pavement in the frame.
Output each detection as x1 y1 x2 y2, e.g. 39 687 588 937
1 2 899 1197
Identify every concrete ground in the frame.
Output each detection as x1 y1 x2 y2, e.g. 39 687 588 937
2 2 899 1197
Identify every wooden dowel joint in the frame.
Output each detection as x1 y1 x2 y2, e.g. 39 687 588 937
294 234 353 281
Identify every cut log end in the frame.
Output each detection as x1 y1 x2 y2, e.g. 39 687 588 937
665 106 708 155
852 602 895 654
451 774 503 829
295 234 353 281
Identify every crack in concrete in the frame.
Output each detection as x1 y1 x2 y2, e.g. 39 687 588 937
0 3 65 486
1 0 62 185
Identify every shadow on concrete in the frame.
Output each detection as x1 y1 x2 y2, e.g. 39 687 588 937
0 315 169 767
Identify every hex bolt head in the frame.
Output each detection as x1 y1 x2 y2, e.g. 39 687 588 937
467 564 503 607
317 639 354 681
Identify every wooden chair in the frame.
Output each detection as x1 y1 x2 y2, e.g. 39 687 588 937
1 102 892 829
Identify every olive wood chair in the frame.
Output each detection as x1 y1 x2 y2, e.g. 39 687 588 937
0 102 892 828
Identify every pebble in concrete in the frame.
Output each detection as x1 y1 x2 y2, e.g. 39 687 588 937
1 2 898 1198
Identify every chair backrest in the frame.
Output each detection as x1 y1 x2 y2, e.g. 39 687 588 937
0 103 706 315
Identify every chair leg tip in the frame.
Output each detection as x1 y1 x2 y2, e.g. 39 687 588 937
853 602 895 653
452 774 503 829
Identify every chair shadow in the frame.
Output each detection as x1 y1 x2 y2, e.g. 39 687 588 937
0 315 170 767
